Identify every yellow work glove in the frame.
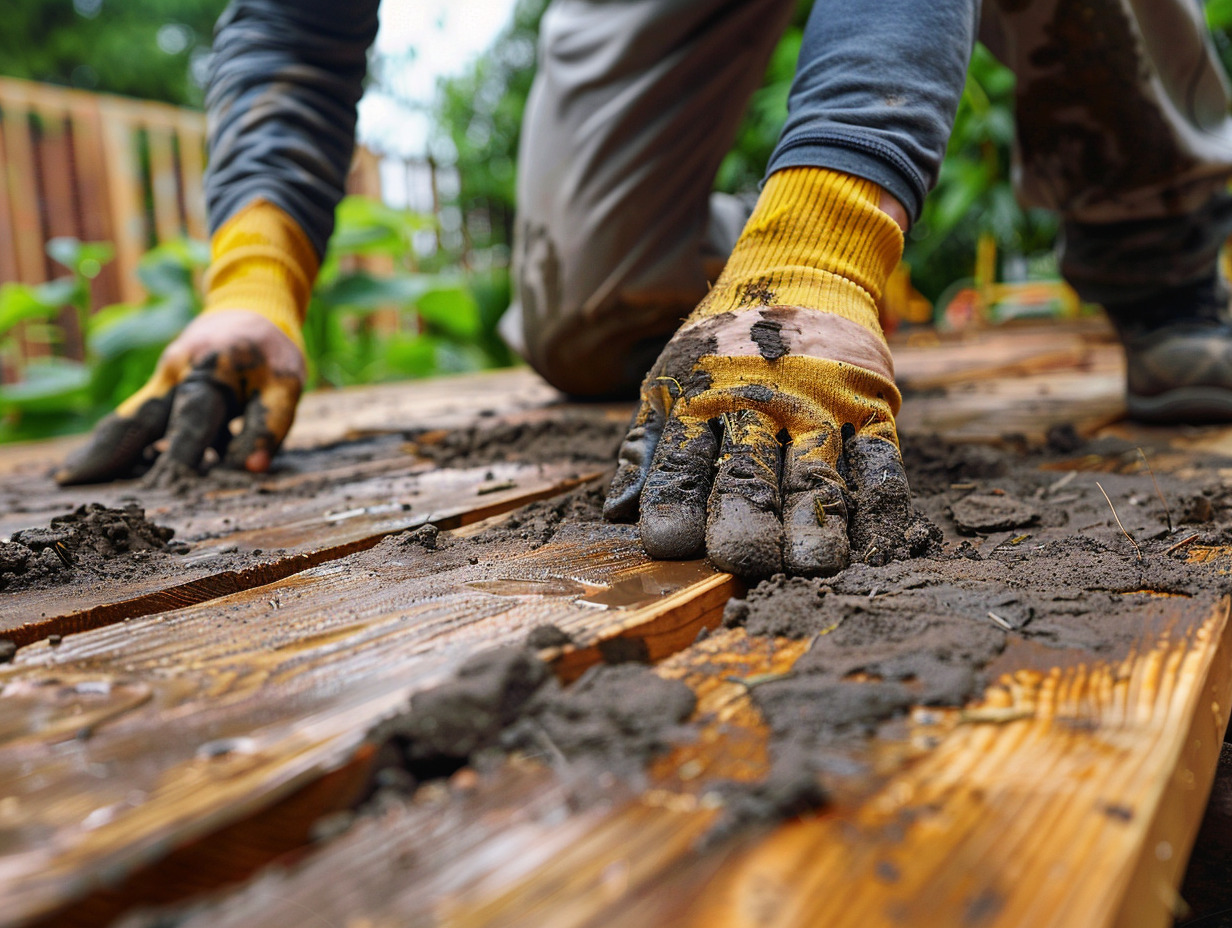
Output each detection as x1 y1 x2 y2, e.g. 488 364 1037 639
604 168 926 577
57 200 317 485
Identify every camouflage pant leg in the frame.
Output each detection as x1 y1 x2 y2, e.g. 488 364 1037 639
982 0 1232 303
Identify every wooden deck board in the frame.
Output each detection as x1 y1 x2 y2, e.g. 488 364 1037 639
0 523 736 927
157 592 1231 928
0 459 600 645
4 319 1230 928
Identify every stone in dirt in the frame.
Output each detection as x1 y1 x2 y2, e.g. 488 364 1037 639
949 492 1039 533
526 624 575 649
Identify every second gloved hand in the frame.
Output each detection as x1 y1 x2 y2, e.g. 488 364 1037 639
56 199 317 485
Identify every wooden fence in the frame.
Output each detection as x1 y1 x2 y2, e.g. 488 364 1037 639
0 76 383 307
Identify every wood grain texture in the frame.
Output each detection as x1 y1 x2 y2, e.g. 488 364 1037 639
164 592 1232 928
0 523 735 927
0 459 599 644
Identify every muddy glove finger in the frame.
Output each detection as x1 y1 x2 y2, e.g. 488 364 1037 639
54 364 185 485
155 370 236 474
603 403 666 522
781 427 851 576
54 394 174 485
223 371 302 473
638 413 718 559
704 408 783 577
843 427 911 566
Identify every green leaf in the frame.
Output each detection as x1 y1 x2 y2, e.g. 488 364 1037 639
0 282 63 336
415 286 481 340
315 271 441 312
47 238 115 278
1209 0 1232 29
88 299 192 359
327 196 434 260
34 277 81 308
136 239 208 297
0 359 92 412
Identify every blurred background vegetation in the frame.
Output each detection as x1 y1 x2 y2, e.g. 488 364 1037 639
2 0 1231 440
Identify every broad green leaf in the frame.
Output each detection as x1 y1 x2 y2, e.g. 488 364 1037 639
0 359 92 412
416 286 481 339
315 271 438 311
88 300 191 359
0 282 63 336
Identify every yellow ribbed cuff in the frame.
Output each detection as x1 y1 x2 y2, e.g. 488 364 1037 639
692 168 904 334
202 199 319 354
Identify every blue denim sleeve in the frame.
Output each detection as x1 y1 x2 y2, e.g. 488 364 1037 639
203 0 380 256
768 0 977 223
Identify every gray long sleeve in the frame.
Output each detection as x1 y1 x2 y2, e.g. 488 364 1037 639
204 0 380 256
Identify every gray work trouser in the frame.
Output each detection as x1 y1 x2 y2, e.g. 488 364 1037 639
508 0 1232 397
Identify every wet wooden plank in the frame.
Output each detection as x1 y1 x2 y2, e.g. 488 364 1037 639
899 363 1127 443
0 524 736 927
0 368 567 481
889 318 1115 390
0 457 600 645
160 595 1232 928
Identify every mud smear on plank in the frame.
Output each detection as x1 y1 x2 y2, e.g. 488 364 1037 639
408 410 626 470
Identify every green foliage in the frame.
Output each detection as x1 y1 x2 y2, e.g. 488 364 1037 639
0 197 510 442
0 0 228 106
306 196 508 387
0 237 203 441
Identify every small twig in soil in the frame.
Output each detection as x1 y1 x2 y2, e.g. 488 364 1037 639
986 611 1014 632
1046 470 1078 496
1137 448 1173 533
1096 481 1143 563
1164 533 1201 556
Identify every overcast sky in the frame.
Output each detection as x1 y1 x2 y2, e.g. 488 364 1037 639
356 0 519 156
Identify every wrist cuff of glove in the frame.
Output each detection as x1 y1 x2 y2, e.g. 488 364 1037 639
202 199 319 354
693 167 904 335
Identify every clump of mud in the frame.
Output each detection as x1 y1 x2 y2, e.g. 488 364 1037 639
410 412 626 469
365 646 696 807
0 503 185 593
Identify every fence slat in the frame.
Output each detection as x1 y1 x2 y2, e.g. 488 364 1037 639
0 114 20 287
147 124 181 244
1 102 46 285
67 97 121 307
176 119 207 241
38 107 87 358
97 106 146 305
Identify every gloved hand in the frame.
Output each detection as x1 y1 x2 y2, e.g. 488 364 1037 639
56 200 318 485
603 168 918 578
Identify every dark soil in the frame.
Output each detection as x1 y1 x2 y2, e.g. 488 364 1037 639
408 411 626 469
711 428 1232 839
364 647 696 809
340 423 1232 864
0 503 186 593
